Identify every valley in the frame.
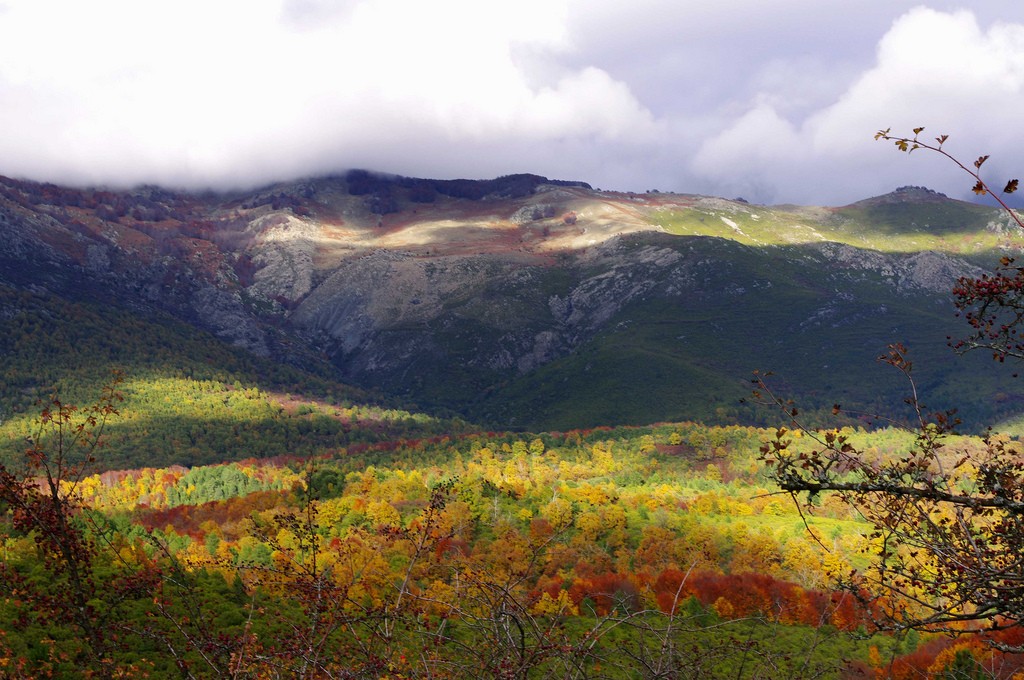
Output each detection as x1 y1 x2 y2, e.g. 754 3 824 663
1 171 1023 677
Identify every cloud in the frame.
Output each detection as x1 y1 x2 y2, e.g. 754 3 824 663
0 0 656 190
2 2 1024 204
690 7 1024 204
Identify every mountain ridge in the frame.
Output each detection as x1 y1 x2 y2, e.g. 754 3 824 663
1 170 1020 432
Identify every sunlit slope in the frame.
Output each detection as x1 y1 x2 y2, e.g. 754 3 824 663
647 188 1014 253
0 285 464 470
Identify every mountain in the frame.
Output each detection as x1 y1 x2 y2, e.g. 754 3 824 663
1 172 1021 433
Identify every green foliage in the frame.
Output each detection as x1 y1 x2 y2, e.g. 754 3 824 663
0 285 469 470
16 403 1016 676
485 233 1017 431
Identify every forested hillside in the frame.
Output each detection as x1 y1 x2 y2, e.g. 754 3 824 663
0 285 465 471
8 409 1017 678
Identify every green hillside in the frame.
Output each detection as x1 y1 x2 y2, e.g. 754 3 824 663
650 189 1010 253
0 285 466 470
2 177 1021 444
462 234 1018 431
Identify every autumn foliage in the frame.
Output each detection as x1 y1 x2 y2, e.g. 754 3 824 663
2 392 919 677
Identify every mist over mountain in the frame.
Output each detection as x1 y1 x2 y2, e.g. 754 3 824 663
1 170 1020 432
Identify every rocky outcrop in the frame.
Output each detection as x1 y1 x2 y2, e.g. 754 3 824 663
247 214 318 306
813 242 983 294
194 285 270 356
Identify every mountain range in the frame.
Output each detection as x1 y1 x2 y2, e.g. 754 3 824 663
1 171 1020 434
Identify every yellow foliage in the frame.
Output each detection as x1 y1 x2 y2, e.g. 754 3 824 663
927 640 984 677
317 496 353 529
867 645 882 670
437 500 475 537
569 482 612 506
603 504 627 532
530 590 578 617
730 524 782 575
781 536 840 589
365 500 401 528
644 483 679 510
590 443 618 473
275 527 298 551
761 498 788 516
575 511 604 539
178 541 213 569
542 497 574 530
419 579 459 617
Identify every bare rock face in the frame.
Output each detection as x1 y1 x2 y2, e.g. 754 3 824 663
290 249 554 380
194 285 271 356
557 243 687 336
813 243 982 294
247 214 317 306
897 251 983 294
517 330 564 372
510 203 556 224
291 250 404 354
0 204 66 264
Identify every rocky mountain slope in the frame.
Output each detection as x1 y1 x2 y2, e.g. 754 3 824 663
1 172 1020 431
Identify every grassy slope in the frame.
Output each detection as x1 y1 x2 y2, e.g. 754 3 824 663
653 194 1007 253
0 285 464 470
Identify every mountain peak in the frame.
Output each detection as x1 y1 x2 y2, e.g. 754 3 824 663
854 185 950 207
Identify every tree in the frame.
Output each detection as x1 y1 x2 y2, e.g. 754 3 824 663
0 373 163 673
758 129 1024 640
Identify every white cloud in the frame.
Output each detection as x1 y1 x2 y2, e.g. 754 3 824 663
2 2 1024 203
0 0 655 188
690 7 1024 204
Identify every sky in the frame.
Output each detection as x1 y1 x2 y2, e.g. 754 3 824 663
2 1 1024 205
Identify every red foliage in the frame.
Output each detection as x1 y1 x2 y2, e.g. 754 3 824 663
432 536 470 560
650 569 871 628
568 572 640 616
653 568 689 614
138 490 283 539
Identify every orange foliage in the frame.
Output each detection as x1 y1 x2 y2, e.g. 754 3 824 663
137 490 282 539
568 572 641 616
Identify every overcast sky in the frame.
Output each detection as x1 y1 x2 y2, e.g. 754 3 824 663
2 1 1024 205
